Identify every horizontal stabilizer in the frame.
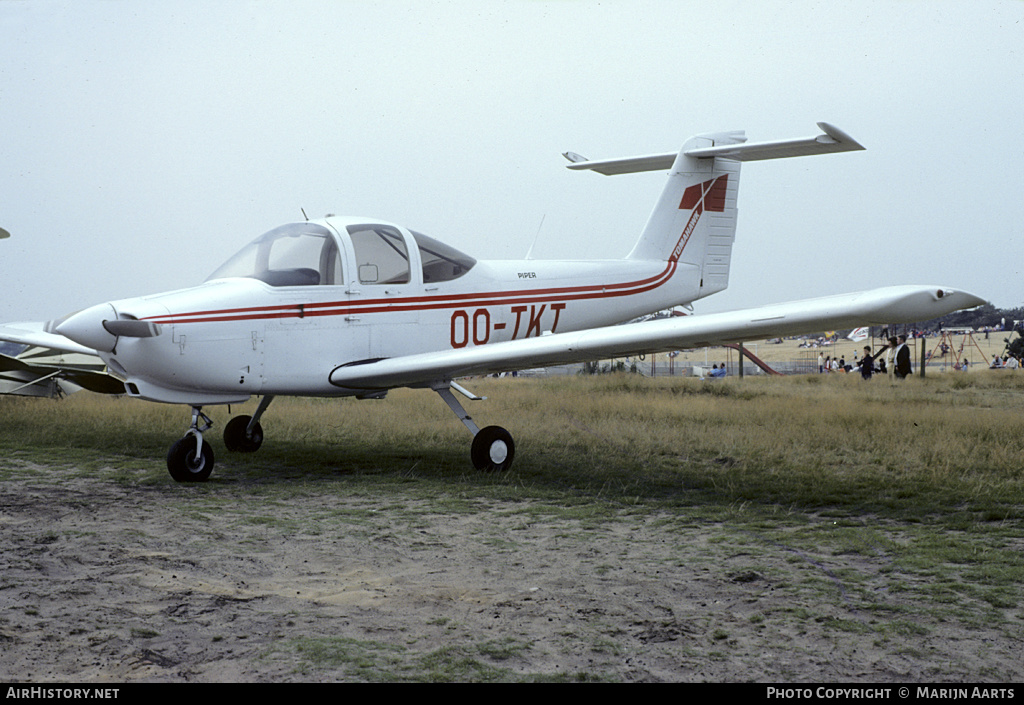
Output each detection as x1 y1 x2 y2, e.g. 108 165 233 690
684 122 864 162
565 152 677 175
566 122 863 175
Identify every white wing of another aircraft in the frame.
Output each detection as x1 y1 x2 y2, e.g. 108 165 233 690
0 322 122 397
0 122 986 481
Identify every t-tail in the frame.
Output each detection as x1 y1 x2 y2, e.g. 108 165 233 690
565 122 864 302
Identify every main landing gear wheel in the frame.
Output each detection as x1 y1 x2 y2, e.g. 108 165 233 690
471 425 515 472
167 435 215 483
223 415 264 453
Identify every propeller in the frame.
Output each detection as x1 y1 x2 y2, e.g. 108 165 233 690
55 305 160 352
102 318 161 338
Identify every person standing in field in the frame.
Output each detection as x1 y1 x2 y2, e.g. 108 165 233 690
859 346 875 380
895 334 912 379
886 337 898 381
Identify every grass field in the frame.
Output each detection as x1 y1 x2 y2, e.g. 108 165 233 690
3 370 1022 516
2 371 1023 681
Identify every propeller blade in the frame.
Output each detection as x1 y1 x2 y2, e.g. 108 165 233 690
44 312 77 334
102 319 161 338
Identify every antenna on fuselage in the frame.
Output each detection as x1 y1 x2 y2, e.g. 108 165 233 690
525 214 545 260
300 208 309 222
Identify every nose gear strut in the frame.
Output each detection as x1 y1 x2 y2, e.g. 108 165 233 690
166 406 215 482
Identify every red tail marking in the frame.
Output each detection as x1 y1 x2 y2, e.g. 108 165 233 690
670 174 729 261
679 183 703 210
679 175 728 212
705 174 729 211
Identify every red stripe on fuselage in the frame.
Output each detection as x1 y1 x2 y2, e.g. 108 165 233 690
144 260 678 325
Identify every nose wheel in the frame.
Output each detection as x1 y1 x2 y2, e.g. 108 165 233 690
167 434 215 482
166 397 275 482
166 407 215 482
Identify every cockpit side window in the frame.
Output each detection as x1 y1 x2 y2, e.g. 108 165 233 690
347 225 411 284
412 231 476 283
206 223 343 286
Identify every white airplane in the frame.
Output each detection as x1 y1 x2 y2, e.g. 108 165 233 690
0 123 985 482
0 332 121 398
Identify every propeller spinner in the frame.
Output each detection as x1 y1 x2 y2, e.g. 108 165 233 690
55 304 160 352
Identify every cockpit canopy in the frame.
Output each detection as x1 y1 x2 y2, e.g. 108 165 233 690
412 228 478 283
206 222 476 287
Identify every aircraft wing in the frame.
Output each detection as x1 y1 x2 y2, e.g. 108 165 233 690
0 321 98 356
0 322 123 396
330 285 985 390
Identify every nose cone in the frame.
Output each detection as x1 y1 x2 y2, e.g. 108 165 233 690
55 303 119 352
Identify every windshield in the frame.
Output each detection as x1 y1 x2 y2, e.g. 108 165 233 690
206 223 343 286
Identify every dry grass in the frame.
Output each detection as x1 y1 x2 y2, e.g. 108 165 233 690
3 372 1023 681
2 370 1021 519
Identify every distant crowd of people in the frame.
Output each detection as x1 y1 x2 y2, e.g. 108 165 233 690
703 325 1022 381
818 334 1022 379
818 334 915 381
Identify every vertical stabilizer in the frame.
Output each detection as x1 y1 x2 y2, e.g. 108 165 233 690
627 131 745 300
565 123 864 302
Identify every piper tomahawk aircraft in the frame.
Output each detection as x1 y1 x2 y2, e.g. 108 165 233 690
1 123 984 481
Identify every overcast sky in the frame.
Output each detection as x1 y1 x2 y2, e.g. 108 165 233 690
2 0 1022 322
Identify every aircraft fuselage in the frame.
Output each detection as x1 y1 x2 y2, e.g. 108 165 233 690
67 217 700 404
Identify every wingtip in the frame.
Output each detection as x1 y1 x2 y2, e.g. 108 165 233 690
943 288 988 310
816 122 865 151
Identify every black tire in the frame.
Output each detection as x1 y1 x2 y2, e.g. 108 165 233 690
470 425 515 472
167 436 215 482
224 415 263 453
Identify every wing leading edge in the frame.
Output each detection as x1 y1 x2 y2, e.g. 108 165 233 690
330 285 985 390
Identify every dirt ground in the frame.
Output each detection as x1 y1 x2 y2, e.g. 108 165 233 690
2 458 1021 683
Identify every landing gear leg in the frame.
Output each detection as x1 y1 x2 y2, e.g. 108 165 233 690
224 395 274 453
433 382 515 472
167 406 215 482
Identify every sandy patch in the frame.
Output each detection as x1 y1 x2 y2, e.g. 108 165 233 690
1 461 1021 682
